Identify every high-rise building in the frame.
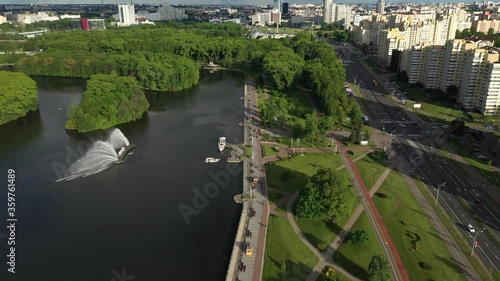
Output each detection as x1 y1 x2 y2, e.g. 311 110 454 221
282 2 289 15
118 4 135 26
274 0 282 13
376 0 385 14
399 39 500 114
323 0 333 23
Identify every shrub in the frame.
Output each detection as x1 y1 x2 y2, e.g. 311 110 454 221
348 230 370 245
418 262 432 270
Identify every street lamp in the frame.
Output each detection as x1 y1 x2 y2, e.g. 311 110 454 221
471 227 486 256
389 129 397 146
435 182 447 206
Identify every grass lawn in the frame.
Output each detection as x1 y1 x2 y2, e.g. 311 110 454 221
263 144 280 157
316 266 351 281
372 171 466 281
415 100 465 123
332 211 384 280
414 177 492 281
268 190 284 204
296 195 360 251
446 140 500 187
263 215 318 281
355 151 387 190
244 145 252 158
267 153 343 193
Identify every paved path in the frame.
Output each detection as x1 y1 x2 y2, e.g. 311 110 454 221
306 163 394 281
285 192 362 281
340 143 410 281
226 77 269 281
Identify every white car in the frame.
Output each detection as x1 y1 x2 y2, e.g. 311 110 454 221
442 125 450 129
467 224 475 233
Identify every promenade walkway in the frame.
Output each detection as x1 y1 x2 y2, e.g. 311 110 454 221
225 76 269 281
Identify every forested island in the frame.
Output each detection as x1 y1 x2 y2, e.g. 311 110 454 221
0 71 38 125
65 73 149 132
3 22 359 134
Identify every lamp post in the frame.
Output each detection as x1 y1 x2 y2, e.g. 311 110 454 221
389 129 397 146
471 227 486 256
435 182 447 206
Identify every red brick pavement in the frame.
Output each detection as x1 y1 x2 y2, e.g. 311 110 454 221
345 153 410 281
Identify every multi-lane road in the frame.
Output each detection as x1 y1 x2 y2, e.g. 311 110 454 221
332 41 500 272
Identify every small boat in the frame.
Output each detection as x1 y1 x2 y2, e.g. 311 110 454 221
205 157 220 163
128 152 133 155
218 137 226 152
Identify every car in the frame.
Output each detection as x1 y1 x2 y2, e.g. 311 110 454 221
472 143 479 148
442 125 450 129
467 224 475 233
485 125 493 129
475 200 483 206
399 124 406 128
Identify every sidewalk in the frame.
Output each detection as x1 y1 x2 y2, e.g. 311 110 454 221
341 146 410 281
306 164 394 281
285 192 362 281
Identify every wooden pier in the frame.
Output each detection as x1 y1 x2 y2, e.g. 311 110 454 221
115 144 136 164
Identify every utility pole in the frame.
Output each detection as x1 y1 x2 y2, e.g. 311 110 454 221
435 182 446 206
471 228 486 256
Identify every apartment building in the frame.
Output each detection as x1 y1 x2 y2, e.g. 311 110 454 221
323 0 353 28
473 19 500 34
480 63 500 115
399 39 500 114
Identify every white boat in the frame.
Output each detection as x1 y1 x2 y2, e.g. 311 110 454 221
205 157 220 163
218 137 226 151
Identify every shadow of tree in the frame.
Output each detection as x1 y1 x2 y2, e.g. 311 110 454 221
331 250 368 280
266 163 310 193
433 254 463 274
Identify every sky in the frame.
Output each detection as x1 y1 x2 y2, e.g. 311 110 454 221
0 0 477 5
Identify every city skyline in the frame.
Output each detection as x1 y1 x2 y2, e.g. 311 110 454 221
0 0 484 5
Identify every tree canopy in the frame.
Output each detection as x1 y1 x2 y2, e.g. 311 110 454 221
368 255 391 281
296 168 354 222
65 73 149 132
0 71 38 125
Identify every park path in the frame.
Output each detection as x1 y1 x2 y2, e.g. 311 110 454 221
285 191 362 281
305 163 394 281
340 144 410 281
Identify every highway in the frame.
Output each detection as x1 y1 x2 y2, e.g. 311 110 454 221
332 41 500 271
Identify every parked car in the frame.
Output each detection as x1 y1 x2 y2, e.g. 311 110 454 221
442 125 450 129
475 200 483 207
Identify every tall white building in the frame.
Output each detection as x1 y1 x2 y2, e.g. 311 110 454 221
118 4 135 26
376 0 385 15
323 0 333 23
399 39 500 114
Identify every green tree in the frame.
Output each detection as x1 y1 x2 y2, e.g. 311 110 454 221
65 73 149 132
0 71 38 125
296 168 354 222
305 112 320 144
348 230 369 245
368 255 391 281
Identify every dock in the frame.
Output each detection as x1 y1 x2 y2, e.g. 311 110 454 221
115 144 136 164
